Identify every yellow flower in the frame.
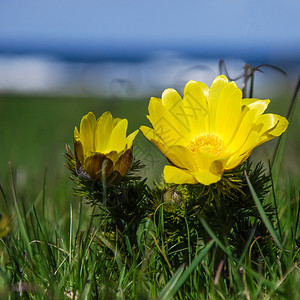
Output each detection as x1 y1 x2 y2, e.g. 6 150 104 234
74 112 139 184
141 75 288 185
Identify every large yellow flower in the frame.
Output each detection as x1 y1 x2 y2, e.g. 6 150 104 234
141 75 288 185
74 112 139 184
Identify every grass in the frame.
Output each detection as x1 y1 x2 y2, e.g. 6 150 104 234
0 78 299 299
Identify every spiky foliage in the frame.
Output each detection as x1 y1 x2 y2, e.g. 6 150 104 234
147 161 275 267
65 144 149 253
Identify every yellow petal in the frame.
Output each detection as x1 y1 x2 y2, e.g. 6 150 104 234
243 98 270 114
183 80 209 135
113 117 122 126
147 95 192 145
140 126 162 144
164 164 222 185
114 148 133 176
80 112 97 152
107 118 128 152
193 150 215 171
74 126 80 140
105 150 120 164
255 114 289 146
163 165 197 184
214 81 242 144
126 129 139 148
165 145 198 171
226 139 257 170
208 75 228 133
95 111 114 153
74 126 85 165
193 169 222 185
140 126 196 171
140 126 172 160
161 88 182 109
225 149 253 171
209 160 224 175
226 105 260 153
237 130 260 155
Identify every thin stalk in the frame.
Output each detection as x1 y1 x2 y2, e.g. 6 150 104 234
271 76 300 166
268 159 282 240
294 190 300 241
69 204 73 266
244 170 283 250
286 75 300 121
0 184 9 212
249 72 254 98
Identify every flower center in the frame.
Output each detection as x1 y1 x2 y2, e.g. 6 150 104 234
188 134 226 156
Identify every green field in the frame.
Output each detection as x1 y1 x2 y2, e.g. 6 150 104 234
0 87 299 299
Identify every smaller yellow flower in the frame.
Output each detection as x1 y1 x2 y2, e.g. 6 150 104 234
74 112 139 184
141 75 289 185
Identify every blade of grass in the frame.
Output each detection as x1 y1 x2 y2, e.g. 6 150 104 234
244 170 283 250
9 162 33 258
148 231 172 270
200 216 277 290
157 266 185 300
75 198 83 238
199 218 230 255
271 131 289 188
157 240 214 300
236 225 256 269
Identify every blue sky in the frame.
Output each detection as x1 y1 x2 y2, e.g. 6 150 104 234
0 0 300 60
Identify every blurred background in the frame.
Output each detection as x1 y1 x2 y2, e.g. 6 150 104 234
0 0 299 202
